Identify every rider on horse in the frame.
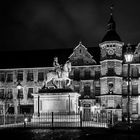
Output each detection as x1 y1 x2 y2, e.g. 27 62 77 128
53 57 61 78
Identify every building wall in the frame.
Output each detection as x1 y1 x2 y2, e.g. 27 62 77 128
0 43 140 116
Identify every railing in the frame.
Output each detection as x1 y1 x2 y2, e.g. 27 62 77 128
0 112 119 128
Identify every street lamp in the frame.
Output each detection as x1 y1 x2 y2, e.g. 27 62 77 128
38 95 40 117
17 82 22 114
68 94 70 115
124 44 134 128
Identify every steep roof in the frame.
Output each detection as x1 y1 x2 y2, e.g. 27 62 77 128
101 6 122 43
68 42 96 66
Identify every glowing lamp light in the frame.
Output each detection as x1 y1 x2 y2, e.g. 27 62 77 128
124 44 134 63
24 118 28 122
17 82 22 90
80 107 82 111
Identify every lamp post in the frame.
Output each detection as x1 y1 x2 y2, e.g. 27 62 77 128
17 82 22 114
68 94 70 115
38 95 40 117
124 44 133 128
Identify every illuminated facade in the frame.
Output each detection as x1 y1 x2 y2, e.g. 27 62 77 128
0 8 140 120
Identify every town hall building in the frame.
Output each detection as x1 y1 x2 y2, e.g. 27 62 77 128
0 7 140 120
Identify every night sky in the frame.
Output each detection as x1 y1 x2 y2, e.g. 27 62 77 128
2 0 140 51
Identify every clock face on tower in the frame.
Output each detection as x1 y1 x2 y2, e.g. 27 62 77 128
107 48 115 55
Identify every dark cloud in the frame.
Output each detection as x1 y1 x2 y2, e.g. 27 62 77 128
2 0 140 51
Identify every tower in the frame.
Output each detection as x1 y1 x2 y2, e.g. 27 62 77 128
99 5 124 119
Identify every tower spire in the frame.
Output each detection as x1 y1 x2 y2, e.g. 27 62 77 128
101 5 121 42
110 4 114 16
107 4 116 31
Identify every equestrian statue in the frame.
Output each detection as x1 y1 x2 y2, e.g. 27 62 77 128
42 57 72 89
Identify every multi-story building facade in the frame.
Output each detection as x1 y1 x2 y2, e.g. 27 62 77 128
0 8 140 119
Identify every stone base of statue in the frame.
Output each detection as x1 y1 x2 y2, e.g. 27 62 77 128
32 88 80 122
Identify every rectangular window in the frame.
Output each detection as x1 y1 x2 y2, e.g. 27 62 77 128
84 70 91 80
7 89 13 99
94 71 100 80
17 88 23 99
27 72 34 81
74 85 80 93
95 81 100 96
38 72 44 82
0 89 5 99
7 73 13 82
28 88 33 98
74 69 80 81
84 84 90 96
0 73 5 82
132 102 138 113
17 71 23 81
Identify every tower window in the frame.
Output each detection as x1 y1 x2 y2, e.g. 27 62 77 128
108 82 114 94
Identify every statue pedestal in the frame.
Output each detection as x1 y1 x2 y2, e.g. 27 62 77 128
32 89 80 122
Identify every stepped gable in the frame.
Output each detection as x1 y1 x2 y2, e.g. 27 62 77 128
68 42 96 66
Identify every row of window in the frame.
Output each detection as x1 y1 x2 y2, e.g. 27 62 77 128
0 72 44 83
0 70 102 83
71 70 100 80
0 88 34 99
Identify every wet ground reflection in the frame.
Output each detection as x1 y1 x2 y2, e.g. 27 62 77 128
1 128 140 140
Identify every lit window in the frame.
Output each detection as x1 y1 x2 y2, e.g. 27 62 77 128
132 102 138 113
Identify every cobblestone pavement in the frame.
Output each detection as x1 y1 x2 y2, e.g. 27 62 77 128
0 128 140 140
